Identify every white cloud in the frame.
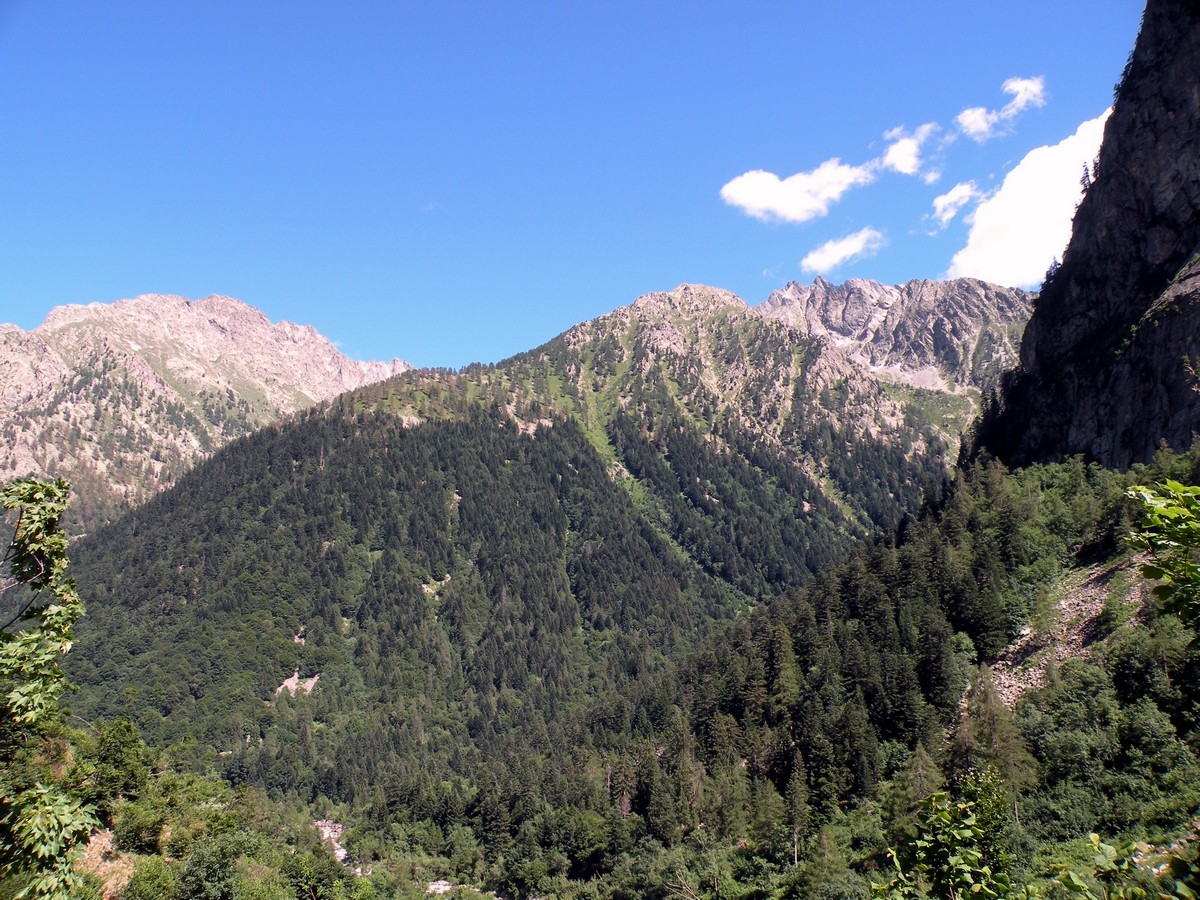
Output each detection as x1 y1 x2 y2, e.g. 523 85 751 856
720 158 876 223
1003 76 1047 113
882 123 938 176
931 181 982 228
956 75 1047 142
947 109 1110 287
722 124 948 226
956 107 999 141
801 228 886 273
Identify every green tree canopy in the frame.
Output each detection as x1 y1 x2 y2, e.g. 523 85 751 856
0 478 97 900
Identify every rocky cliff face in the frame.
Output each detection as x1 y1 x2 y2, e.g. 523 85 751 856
758 277 1033 392
977 0 1200 467
0 294 410 528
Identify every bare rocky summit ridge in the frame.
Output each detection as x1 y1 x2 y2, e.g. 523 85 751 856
0 293 410 528
35 294 409 403
758 276 1034 392
629 283 751 316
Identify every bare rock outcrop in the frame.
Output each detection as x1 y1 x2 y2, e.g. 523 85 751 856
978 0 1200 467
758 276 1033 392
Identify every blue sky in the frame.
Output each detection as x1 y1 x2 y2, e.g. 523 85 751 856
0 1 1144 367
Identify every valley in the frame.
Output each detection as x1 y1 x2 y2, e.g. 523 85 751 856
3 1 1200 898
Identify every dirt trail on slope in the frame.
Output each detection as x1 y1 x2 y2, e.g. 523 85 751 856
988 556 1148 709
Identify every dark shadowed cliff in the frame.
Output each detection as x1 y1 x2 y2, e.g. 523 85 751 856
976 0 1200 467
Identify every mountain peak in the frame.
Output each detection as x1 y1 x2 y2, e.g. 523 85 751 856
630 283 750 315
0 293 412 529
759 276 1033 390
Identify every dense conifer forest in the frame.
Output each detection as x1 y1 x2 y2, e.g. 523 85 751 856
7 399 1193 897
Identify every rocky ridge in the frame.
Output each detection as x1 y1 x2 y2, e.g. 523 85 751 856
978 0 1200 467
559 282 897 442
758 276 1033 392
0 294 410 528
542 283 884 463
0 275 1031 531
547 277 1033 445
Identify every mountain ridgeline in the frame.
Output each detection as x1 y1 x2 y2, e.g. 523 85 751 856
759 276 1029 392
30 3 1200 890
0 294 411 530
0 279 1027 535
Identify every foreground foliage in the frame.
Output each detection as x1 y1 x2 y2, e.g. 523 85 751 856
0 478 98 899
48 425 1200 897
1129 480 1200 628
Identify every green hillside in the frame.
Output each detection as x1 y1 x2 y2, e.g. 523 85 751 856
47 441 1200 898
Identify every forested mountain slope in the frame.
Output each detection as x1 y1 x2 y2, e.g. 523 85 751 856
65 288 961 762
64 434 1200 898
69 404 755 760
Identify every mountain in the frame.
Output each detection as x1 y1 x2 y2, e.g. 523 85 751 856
758 276 1032 392
373 281 998 549
0 294 410 528
61 278 1038 791
976 0 1200 467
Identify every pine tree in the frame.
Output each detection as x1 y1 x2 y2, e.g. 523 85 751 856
785 758 812 866
950 666 1037 797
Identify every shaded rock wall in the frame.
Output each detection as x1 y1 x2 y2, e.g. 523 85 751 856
978 0 1200 467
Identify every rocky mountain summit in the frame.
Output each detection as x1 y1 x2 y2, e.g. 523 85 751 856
553 277 1032 441
758 277 1033 392
978 0 1200 466
553 282 891 449
0 294 410 528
